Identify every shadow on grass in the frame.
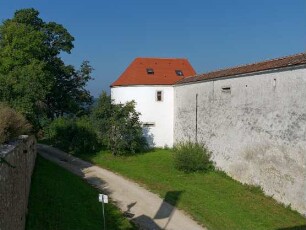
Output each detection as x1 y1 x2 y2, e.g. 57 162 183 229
277 225 306 230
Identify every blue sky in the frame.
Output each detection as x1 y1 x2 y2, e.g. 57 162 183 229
1 0 305 97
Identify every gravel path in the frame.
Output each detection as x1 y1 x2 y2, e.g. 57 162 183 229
37 144 205 230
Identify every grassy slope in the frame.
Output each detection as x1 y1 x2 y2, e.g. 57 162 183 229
26 155 135 230
79 149 306 230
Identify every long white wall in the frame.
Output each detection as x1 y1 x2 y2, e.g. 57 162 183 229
111 86 174 147
174 66 306 215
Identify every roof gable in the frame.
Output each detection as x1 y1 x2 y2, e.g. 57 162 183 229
111 58 196 87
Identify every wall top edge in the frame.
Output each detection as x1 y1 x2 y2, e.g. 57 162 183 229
174 64 306 87
0 136 32 158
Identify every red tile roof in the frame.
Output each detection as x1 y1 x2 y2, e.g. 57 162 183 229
111 58 196 87
177 53 306 85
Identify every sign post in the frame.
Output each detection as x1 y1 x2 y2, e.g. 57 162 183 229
99 194 108 230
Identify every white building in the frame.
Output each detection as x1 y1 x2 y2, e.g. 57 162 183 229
111 57 196 147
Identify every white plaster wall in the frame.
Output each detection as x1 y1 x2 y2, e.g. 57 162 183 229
174 66 306 215
111 86 174 147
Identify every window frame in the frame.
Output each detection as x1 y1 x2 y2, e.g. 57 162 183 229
156 90 163 102
175 70 184 76
143 122 155 127
146 68 154 75
221 86 231 93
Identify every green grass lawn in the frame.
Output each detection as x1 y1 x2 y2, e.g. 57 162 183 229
78 149 306 230
26 155 136 230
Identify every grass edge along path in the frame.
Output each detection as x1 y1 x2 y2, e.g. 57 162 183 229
26 155 136 230
78 149 306 230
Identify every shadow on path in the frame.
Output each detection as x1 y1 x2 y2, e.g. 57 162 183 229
130 191 184 230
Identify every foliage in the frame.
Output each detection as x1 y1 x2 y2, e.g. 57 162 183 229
0 8 93 130
173 141 214 172
81 149 306 230
26 155 136 230
0 103 31 144
45 59 94 119
45 116 99 155
92 92 148 155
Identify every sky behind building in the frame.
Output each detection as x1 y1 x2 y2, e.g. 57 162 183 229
0 0 305 97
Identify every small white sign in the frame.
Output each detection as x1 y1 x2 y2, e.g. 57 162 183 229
99 194 109 203
103 195 108 203
99 194 103 202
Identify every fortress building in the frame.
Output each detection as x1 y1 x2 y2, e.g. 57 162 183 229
111 57 196 147
111 53 306 215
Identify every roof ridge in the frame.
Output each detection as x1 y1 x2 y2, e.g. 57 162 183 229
195 52 306 77
134 57 188 60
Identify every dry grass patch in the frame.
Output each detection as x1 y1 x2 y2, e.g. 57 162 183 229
0 103 31 144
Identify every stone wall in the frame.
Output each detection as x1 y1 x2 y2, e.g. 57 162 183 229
174 66 306 215
0 136 36 230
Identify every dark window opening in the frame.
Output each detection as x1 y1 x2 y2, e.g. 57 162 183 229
175 70 184 76
156 91 163 101
143 122 155 127
147 68 154 75
222 86 231 93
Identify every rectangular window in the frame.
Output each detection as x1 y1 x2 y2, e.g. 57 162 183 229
143 122 155 127
156 91 163 101
147 68 154 75
222 86 231 93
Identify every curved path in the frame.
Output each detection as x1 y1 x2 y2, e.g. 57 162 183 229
37 144 205 230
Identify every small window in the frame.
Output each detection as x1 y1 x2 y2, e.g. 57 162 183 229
156 91 163 101
143 122 155 127
222 86 231 93
147 68 154 75
175 70 184 76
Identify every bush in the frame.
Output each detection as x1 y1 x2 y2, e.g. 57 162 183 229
173 141 214 172
0 103 31 144
92 92 148 155
45 116 99 155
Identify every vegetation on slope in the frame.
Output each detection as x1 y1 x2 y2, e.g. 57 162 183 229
26 155 136 230
0 103 31 144
78 149 306 230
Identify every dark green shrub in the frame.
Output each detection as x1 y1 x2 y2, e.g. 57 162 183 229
173 141 214 172
0 103 31 144
92 92 148 155
45 116 99 154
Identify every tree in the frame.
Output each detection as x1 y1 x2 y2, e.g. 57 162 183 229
45 59 94 119
0 8 93 129
92 92 148 155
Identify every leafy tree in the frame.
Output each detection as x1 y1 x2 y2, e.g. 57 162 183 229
92 92 148 155
0 8 93 129
45 59 94 119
